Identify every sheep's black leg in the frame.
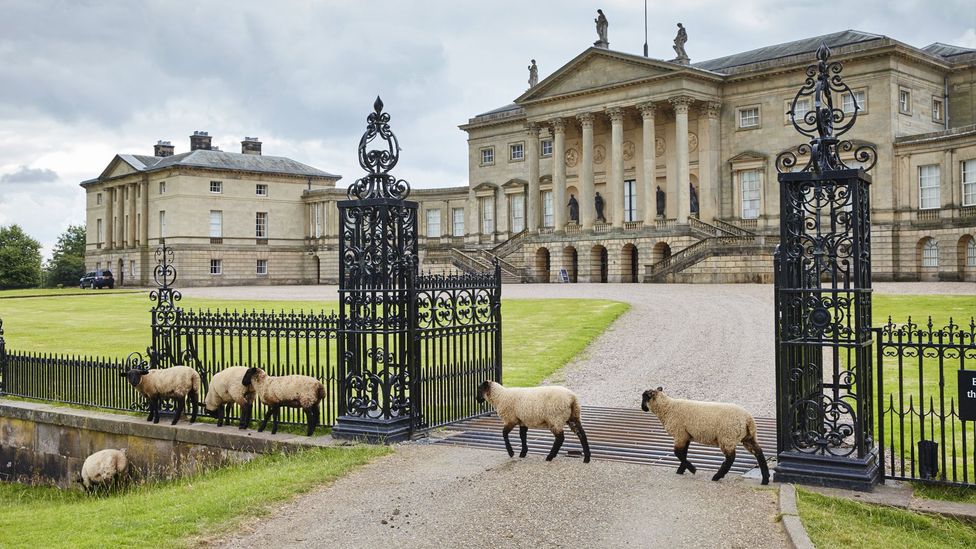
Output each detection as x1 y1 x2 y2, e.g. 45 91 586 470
743 436 770 485
501 424 515 457
171 396 185 425
271 406 281 435
189 392 198 424
568 419 591 464
146 400 155 422
305 406 318 436
238 402 250 430
674 442 696 475
519 426 529 458
258 407 271 433
712 449 736 481
215 404 224 427
151 397 161 424
546 431 565 461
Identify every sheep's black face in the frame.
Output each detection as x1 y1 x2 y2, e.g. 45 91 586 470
476 380 491 404
641 387 663 411
124 369 148 388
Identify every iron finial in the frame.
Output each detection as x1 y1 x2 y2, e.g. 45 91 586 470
347 96 411 200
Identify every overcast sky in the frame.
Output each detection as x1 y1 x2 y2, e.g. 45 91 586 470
1 0 973 257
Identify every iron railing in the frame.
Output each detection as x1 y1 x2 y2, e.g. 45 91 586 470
2 351 142 412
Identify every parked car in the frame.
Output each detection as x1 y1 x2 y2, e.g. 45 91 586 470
79 269 115 289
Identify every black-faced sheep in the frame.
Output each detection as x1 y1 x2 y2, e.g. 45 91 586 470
242 367 325 436
79 448 128 492
641 387 770 485
204 366 256 429
476 380 591 463
121 365 200 425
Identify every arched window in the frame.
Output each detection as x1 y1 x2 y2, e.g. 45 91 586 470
968 238 976 267
922 239 939 267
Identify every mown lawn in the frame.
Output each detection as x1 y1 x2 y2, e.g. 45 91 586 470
0 292 628 387
0 446 390 549
797 488 976 549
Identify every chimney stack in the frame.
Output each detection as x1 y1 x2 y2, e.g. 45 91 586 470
154 140 174 157
241 136 262 155
189 130 212 151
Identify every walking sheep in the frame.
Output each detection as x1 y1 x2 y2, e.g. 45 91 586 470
476 380 591 463
641 387 770 485
204 366 256 429
242 367 325 436
79 448 128 492
121 365 200 425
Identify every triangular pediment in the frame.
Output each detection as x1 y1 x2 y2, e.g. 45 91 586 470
517 48 683 103
98 155 140 180
728 151 768 164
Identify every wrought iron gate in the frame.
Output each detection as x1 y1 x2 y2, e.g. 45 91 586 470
876 317 976 487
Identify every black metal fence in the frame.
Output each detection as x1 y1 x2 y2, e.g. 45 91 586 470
1 351 143 411
877 316 976 487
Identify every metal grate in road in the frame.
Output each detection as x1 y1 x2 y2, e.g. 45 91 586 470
435 406 777 474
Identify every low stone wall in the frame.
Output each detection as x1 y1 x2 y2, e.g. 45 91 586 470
0 400 332 488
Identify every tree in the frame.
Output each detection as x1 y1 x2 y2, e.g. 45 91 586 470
45 225 87 287
0 224 42 290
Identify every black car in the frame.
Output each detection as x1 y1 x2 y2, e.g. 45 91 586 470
80 269 115 289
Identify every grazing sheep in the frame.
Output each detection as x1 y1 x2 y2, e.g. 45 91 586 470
242 367 325 436
204 366 256 429
476 380 591 463
79 448 128 492
121 365 200 425
641 387 770 485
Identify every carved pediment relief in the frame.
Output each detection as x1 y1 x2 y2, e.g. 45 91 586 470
519 50 677 103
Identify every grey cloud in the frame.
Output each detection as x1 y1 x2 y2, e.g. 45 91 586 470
0 165 59 184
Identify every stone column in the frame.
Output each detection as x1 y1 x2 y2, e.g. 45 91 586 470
607 107 625 229
698 101 722 222
140 181 149 246
639 103 657 224
670 96 694 224
578 113 596 230
526 124 540 232
552 118 567 232
128 183 137 247
105 187 114 250
466 190 478 241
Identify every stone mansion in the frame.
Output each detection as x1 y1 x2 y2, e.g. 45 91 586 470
83 29 976 285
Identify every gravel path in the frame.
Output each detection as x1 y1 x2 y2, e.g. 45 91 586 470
213 444 785 549
182 282 974 418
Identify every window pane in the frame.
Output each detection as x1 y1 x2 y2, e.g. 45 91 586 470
452 208 465 236
963 160 976 207
209 210 222 237
256 259 268 275
968 240 976 267
426 209 441 238
482 198 494 233
739 107 759 127
624 180 637 222
511 195 525 232
541 192 552 228
210 259 222 275
256 212 268 238
919 165 940 209
741 170 761 219
159 211 166 238
922 240 939 267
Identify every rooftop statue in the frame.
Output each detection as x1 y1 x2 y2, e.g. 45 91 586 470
528 59 538 88
673 23 689 64
594 9 609 48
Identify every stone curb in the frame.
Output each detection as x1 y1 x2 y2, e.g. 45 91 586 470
779 484 815 549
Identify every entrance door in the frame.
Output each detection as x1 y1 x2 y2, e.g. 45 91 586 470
118 259 124 287
599 247 608 283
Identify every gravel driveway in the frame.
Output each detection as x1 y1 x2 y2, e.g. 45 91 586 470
213 444 785 549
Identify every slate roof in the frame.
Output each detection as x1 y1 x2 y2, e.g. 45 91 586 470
84 149 339 185
922 42 976 58
693 30 886 72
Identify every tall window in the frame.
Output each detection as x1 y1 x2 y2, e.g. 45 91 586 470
255 212 268 238
542 191 553 228
922 239 939 267
738 107 760 128
919 165 941 210
210 180 222 193
314 204 323 238
96 219 103 244
510 142 524 161
899 88 912 114
933 98 944 123
481 197 494 233
256 184 268 196
96 192 102 205
962 159 976 207
968 239 976 267
209 210 222 238
511 194 525 233
624 180 637 222
256 259 268 275
426 209 441 238
842 90 867 114
159 181 166 194
210 259 222 275
452 207 465 237
159 211 166 238
481 147 494 165
741 170 761 219
541 139 553 157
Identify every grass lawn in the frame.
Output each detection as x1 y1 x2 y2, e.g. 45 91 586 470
0 288 145 299
796 488 976 549
0 446 389 549
0 293 628 387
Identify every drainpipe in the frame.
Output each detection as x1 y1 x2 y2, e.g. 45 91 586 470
944 76 949 130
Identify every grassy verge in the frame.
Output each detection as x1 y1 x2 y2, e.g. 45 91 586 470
0 446 389 549
913 483 976 505
0 288 146 299
796 488 976 549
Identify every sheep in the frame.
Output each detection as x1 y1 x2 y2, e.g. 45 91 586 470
79 448 128 492
203 366 256 429
242 367 325 436
121 365 200 425
476 380 591 463
640 386 770 485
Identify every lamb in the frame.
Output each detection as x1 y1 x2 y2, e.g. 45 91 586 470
476 380 591 463
204 366 256 429
121 365 200 425
242 367 325 436
79 448 128 492
640 386 770 485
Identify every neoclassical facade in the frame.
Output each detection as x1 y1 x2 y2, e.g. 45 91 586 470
460 29 976 283
83 29 976 285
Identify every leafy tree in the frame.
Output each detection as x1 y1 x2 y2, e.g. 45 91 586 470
45 225 87 287
0 224 42 290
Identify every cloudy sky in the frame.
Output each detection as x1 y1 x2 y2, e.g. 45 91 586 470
1 0 973 257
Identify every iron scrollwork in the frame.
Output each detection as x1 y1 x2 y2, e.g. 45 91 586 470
347 96 412 201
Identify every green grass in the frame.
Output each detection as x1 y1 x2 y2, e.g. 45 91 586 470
0 288 145 299
0 446 389 549
0 293 627 387
796 488 976 549
914 483 976 505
